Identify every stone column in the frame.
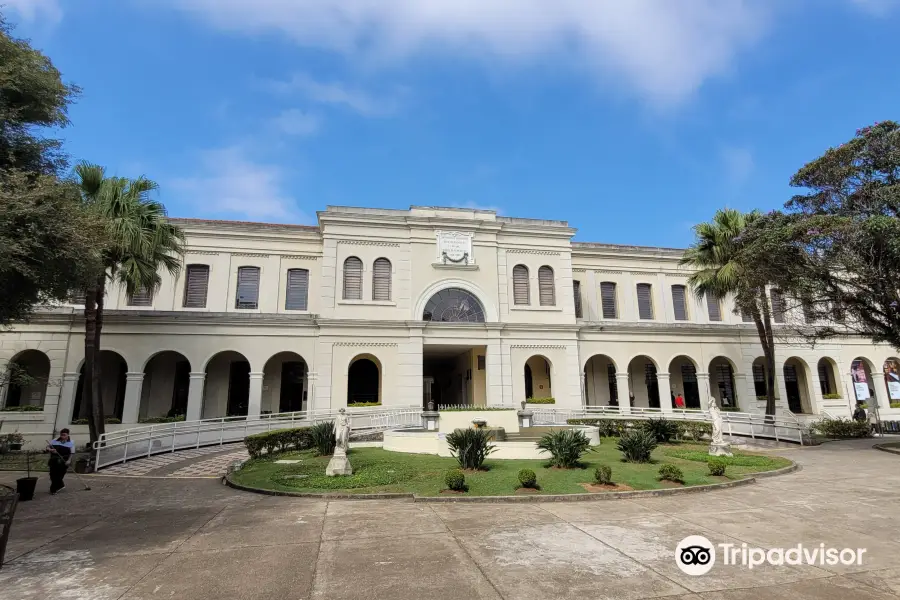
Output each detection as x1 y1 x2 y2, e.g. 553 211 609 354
186 372 206 422
656 373 673 413
248 372 264 418
696 372 711 408
733 373 749 413
121 372 144 424
616 372 632 416
55 372 81 430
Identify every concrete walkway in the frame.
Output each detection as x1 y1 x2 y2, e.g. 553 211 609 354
1 439 898 600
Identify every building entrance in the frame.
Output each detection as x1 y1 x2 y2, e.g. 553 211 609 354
422 345 487 408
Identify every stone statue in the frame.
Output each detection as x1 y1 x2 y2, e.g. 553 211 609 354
707 397 733 457
326 409 353 476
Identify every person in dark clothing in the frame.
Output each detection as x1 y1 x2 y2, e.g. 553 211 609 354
47 428 74 494
852 401 867 423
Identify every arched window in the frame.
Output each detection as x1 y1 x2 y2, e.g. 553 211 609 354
343 257 362 300
538 266 555 306
372 258 392 301
423 288 485 323
512 265 529 305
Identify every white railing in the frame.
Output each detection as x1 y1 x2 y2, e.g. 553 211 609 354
93 406 422 470
530 406 810 445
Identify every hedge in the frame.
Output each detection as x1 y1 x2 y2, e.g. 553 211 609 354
0 405 43 412
139 415 186 424
72 417 121 425
347 402 382 408
891 402 900 409
566 418 712 440
526 397 556 405
439 407 515 412
809 418 871 439
822 393 843 400
244 427 313 458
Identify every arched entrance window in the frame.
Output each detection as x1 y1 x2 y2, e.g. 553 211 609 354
348 356 381 405
423 288 485 323
524 356 552 401
3 350 51 409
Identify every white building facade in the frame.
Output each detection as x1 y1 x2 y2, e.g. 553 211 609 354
2 205 898 444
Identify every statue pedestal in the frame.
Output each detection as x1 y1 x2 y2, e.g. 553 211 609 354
517 410 534 428
326 451 353 476
708 442 733 457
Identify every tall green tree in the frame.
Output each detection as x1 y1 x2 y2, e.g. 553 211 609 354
0 15 98 325
75 163 185 441
681 209 779 416
742 121 900 351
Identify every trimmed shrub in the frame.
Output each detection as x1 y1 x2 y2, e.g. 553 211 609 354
708 458 727 476
526 397 556 405
444 469 466 491
616 429 658 463
641 418 679 443
518 468 537 488
594 464 613 485
346 402 382 408
809 418 871 439
244 427 312 458
657 464 684 483
0 405 43 412
822 393 843 400
139 415 186 424
537 429 591 468
73 417 121 425
446 427 496 470
439 407 516 412
679 421 712 442
891 402 900 409
309 421 337 456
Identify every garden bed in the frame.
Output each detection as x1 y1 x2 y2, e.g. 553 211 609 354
229 442 792 497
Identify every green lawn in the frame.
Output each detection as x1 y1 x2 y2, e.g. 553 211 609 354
230 441 792 497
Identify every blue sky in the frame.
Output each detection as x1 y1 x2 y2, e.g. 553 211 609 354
6 0 900 246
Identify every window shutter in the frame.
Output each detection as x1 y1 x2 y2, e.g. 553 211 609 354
512 265 529 305
742 310 753 322
128 286 153 307
636 283 653 319
600 282 617 319
770 289 785 323
538 266 555 306
372 258 392 301
607 363 618 401
753 364 767 397
69 290 86 305
183 265 209 308
285 268 309 310
671 285 687 321
343 257 362 300
818 362 831 395
573 280 582 318
706 294 722 322
802 298 814 324
235 266 260 309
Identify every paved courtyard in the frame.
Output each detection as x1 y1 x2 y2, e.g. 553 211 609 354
1 439 899 600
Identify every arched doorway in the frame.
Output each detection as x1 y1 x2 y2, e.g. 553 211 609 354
784 357 813 414
141 351 191 421
203 351 250 418
817 357 841 400
3 350 51 409
524 355 552 401
422 288 486 322
348 355 381 405
883 358 900 405
627 356 659 409
709 357 738 410
751 357 770 401
583 354 617 407
73 351 127 422
669 355 701 409
263 352 308 413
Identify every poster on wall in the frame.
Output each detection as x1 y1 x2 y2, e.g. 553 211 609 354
884 359 900 400
851 360 870 401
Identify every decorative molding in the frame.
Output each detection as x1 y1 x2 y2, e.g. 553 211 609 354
232 252 271 258
332 342 398 347
510 344 567 349
337 240 401 248
594 270 623 275
280 254 321 260
184 250 220 256
506 249 560 256
572 268 586 273
431 263 479 271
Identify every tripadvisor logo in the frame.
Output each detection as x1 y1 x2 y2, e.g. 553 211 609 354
676 536 867 575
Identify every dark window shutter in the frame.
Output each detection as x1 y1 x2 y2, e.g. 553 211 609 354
753 364 767 397
183 264 209 308
706 294 722 321
600 282 617 319
671 285 687 321
235 266 260 309
802 298 814 324
818 362 831 395
538 266 555 306
512 265 529 305
770 289 785 323
128 286 153 307
573 280 582 318
372 258 392 301
607 362 618 401
636 283 653 319
285 268 309 310
70 290 86 305
742 310 753 322
343 257 362 300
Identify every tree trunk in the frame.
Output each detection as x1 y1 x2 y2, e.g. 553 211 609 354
750 290 778 418
91 275 107 439
83 285 100 443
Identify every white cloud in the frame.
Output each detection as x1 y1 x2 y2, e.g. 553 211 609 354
270 109 320 136
849 0 898 15
720 145 754 186
170 146 308 222
270 73 404 117
165 0 773 105
3 0 63 23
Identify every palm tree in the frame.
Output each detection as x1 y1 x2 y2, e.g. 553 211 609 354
681 208 778 417
75 163 184 441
